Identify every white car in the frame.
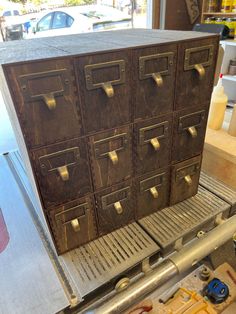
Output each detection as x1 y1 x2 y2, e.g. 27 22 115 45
29 5 131 38
78 5 132 31
30 7 93 38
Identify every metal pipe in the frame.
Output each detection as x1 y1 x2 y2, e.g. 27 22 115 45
84 215 236 314
86 259 177 314
170 214 236 273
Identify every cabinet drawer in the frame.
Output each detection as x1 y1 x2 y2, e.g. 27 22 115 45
7 59 82 148
76 52 131 134
88 126 132 190
170 155 202 205
133 44 177 120
32 138 92 208
95 181 135 235
134 114 172 175
172 107 208 162
175 38 218 110
47 196 98 254
136 168 170 219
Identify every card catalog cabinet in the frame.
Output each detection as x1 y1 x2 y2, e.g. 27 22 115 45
0 29 218 254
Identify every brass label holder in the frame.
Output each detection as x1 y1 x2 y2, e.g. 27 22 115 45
84 60 125 97
178 110 205 137
94 133 128 165
101 187 130 212
139 121 168 151
55 202 89 232
39 147 80 179
19 69 69 110
184 45 214 79
175 162 200 183
139 52 174 86
140 172 166 196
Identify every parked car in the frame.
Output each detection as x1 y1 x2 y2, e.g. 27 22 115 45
29 5 131 38
78 5 132 31
0 9 23 41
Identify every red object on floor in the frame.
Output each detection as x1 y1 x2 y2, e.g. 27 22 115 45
0 208 9 253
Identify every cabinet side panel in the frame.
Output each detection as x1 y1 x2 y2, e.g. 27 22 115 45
0 65 47 227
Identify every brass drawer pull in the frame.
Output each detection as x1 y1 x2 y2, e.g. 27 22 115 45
152 73 163 87
139 52 174 84
114 201 123 215
102 82 114 98
150 138 160 151
194 64 205 80
71 218 80 232
184 175 193 186
84 60 125 96
150 186 159 199
178 110 205 135
43 93 57 110
18 69 69 109
188 126 198 138
108 150 118 165
57 165 69 181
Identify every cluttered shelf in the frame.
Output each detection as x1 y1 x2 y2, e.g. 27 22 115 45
203 12 236 16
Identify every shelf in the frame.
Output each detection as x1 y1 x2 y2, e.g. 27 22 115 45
202 12 236 16
220 40 236 46
223 75 236 82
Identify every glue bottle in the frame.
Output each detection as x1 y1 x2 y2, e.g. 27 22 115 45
208 74 228 130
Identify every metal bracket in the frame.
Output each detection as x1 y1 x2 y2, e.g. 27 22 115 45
140 172 166 194
19 68 69 110
184 45 214 71
94 133 128 163
176 162 200 183
178 110 205 134
139 52 174 82
101 187 131 211
39 147 80 177
84 60 125 97
139 121 168 150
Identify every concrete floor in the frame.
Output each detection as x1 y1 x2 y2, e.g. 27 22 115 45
0 91 18 154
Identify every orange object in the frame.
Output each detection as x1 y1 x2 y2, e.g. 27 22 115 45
0 208 9 253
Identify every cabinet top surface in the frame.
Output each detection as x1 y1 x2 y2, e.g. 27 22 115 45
0 28 218 65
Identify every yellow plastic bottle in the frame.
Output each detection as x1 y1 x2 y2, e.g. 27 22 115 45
208 76 228 130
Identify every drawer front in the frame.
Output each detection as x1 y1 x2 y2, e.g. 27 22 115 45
136 168 170 219
89 126 132 190
134 114 172 175
175 38 218 110
32 138 92 208
172 107 208 162
47 196 98 254
7 59 82 148
170 155 202 205
133 44 177 120
76 52 131 134
95 181 135 235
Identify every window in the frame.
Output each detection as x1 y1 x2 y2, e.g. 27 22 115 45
37 13 53 32
52 12 74 29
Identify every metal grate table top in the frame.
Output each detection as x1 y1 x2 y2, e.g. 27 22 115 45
200 171 236 215
139 186 230 253
60 222 160 297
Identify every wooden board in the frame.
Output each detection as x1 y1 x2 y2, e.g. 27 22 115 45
202 128 236 189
